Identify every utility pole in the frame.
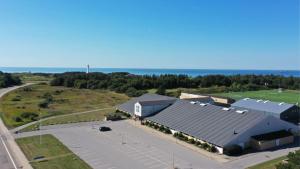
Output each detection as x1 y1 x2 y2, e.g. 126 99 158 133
39 111 42 145
172 153 174 169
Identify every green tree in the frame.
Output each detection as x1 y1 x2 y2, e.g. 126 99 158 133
156 85 166 95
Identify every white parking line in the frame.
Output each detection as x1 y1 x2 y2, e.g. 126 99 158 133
0 134 18 169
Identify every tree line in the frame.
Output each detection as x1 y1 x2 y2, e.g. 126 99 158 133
0 71 22 88
49 72 300 97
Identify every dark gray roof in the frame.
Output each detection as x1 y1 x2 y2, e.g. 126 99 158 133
139 100 175 106
116 94 177 115
232 98 294 114
181 97 214 104
146 100 268 147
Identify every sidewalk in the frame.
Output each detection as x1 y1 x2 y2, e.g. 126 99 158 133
0 119 33 169
0 84 34 169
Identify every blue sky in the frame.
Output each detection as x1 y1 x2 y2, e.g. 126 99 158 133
0 0 299 70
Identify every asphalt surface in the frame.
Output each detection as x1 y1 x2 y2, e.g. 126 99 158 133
15 121 223 169
0 87 19 169
14 120 300 169
0 139 15 169
1 85 34 169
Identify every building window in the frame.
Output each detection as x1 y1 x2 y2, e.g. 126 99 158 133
135 105 140 113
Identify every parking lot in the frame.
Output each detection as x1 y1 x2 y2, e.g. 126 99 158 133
15 120 223 169
14 120 300 169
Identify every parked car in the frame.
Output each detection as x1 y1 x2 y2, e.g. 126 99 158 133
99 126 111 132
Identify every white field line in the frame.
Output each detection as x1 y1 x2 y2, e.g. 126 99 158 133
0 134 18 169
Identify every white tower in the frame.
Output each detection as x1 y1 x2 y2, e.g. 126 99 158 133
87 64 90 74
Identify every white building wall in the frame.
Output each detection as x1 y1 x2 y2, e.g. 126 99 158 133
134 103 142 117
134 102 170 117
227 116 298 147
216 146 223 154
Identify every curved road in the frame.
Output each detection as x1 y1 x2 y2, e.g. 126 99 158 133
0 85 33 169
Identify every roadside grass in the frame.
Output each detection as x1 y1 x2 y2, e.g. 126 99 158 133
247 156 287 169
20 109 114 132
16 134 91 169
213 89 300 104
0 83 129 128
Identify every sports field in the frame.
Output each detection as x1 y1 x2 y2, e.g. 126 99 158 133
215 89 300 104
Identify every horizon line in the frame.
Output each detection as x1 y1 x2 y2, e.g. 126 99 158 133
0 66 300 72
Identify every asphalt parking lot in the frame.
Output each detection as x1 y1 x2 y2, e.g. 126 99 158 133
15 121 222 169
14 120 300 169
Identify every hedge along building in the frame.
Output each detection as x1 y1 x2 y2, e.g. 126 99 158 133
116 94 299 154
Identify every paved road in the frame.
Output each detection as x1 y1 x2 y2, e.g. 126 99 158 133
0 137 15 169
0 85 34 169
14 120 300 169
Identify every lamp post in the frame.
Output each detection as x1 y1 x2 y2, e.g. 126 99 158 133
39 111 42 145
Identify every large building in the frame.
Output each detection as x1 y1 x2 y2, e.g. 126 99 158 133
232 98 300 125
117 94 299 154
117 94 177 117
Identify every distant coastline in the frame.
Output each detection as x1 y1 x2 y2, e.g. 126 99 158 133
0 67 299 77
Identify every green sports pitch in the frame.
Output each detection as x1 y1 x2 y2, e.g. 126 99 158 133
214 89 300 104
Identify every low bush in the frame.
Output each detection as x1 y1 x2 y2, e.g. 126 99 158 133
208 146 217 153
20 112 37 119
164 128 172 134
106 113 122 121
23 87 32 92
11 95 21 101
13 116 23 122
195 141 202 146
159 125 165 132
38 101 49 108
188 138 196 144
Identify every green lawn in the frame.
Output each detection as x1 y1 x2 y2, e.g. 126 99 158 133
214 89 300 104
20 108 115 132
247 156 287 169
16 134 91 169
0 83 129 128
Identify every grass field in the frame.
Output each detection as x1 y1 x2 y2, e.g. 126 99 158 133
247 156 287 169
16 134 91 169
14 73 54 83
20 109 115 132
0 83 129 128
214 89 300 104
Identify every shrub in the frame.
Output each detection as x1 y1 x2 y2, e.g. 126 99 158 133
11 95 21 101
38 101 49 108
195 141 202 146
13 116 23 122
164 128 172 134
42 93 53 102
159 125 165 132
224 145 243 156
188 139 196 144
208 146 218 153
202 143 209 150
106 114 122 121
20 112 38 119
23 87 32 92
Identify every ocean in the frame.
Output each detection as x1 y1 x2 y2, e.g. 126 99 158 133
0 67 299 77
